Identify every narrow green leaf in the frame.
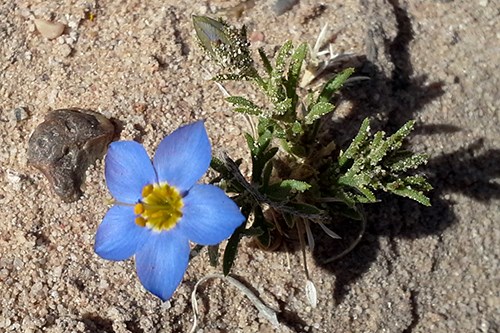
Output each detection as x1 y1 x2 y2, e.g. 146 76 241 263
244 132 256 155
227 96 260 108
338 118 370 167
285 202 323 215
261 147 279 164
286 42 308 110
266 183 292 201
234 107 261 115
403 175 433 191
332 189 357 208
253 206 271 248
273 98 293 116
267 41 293 104
280 179 311 193
289 142 306 157
241 226 265 237
227 96 261 116
357 186 377 202
288 43 308 87
213 73 249 81
367 131 388 166
353 193 376 203
274 40 293 73
258 48 273 74
305 101 335 125
386 120 415 152
261 160 274 189
306 91 315 110
338 170 371 190
223 223 246 275
256 129 273 155
389 153 428 172
291 121 304 135
208 245 219 267
318 67 355 103
387 185 431 206
210 157 226 174
253 147 278 183
257 117 271 135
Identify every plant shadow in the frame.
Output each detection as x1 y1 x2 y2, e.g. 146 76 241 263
309 0 499 306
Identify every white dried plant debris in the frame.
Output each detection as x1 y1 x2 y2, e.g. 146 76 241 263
318 221 341 239
305 279 318 308
301 24 358 88
6 169 22 190
189 274 280 333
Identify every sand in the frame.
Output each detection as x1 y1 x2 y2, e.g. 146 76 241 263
0 0 498 332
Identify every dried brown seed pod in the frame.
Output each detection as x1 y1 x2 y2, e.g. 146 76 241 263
28 109 115 202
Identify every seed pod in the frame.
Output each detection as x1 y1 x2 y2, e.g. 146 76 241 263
193 16 231 59
28 109 115 202
192 15 255 77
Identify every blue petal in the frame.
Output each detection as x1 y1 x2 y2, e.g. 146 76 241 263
105 141 157 204
177 184 245 245
153 121 211 193
94 205 149 261
135 230 190 301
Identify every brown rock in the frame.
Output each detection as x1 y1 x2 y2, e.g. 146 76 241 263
28 109 115 202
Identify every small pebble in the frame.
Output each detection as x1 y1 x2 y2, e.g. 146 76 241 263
58 44 73 58
34 18 66 40
272 0 299 16
249 31 265 43
12 107 29 122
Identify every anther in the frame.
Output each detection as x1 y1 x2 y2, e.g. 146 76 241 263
134 203 145 215
142 184 154 197
137 182 184 231
135 216 147 227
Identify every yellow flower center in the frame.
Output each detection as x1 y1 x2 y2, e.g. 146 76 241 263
134 183 183 232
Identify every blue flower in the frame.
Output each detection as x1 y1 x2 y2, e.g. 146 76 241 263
94 121 244 301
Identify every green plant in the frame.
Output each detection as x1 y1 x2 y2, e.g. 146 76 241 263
193 16 432 276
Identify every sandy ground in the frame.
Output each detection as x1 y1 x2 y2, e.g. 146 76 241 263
1 0 498 332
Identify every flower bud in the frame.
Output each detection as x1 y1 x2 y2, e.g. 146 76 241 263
193 15 255 77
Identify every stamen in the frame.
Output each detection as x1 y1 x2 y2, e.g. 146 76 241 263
142 184 154 197
135 216 147 227
150 211 165 219
134 203 144 215
134 183 184 231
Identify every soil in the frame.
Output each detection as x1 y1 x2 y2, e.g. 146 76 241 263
0 0 498 332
